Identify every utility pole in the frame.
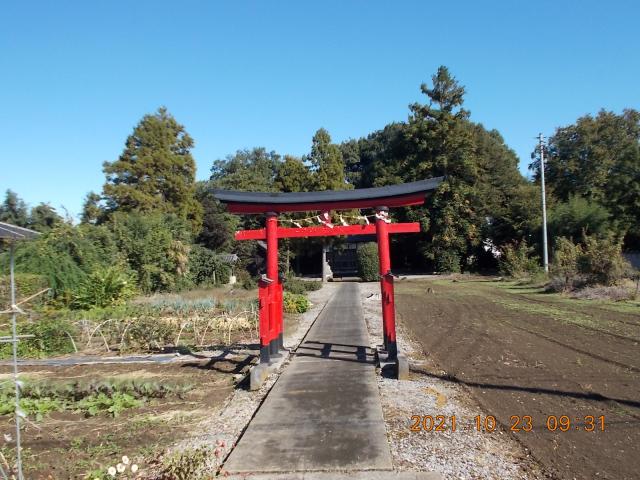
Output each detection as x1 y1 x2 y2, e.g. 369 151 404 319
538 133 549 273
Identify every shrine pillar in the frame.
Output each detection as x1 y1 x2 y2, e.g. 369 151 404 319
265 212 283 358
375 207 397 359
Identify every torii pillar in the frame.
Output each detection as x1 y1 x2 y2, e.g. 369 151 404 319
375 207 397 359
265 212 283 358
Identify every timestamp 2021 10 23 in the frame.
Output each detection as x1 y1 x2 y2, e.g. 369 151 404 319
409 415 606 433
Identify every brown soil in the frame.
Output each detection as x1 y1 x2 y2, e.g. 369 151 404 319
396 279 640 480
0 358 246 479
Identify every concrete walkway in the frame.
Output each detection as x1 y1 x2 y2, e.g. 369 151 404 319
224 283 393 474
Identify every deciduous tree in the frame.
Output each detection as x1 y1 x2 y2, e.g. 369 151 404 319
534 109 640 248
210 148 280 192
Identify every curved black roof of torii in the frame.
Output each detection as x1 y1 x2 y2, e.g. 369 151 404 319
213 176 444 214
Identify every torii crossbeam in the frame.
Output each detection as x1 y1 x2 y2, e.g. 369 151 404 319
213 177 443 388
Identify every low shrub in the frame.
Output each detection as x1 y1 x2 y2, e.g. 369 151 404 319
356 243 379 281
159 446 212 480
551 237 582 291
188 245 231 286
435 250 462 273
0 273 49 307
284 277 322 294
499 241 541 279
283 292 310 313
0 317 78 359
122 316 175 352
570 285 634 301
550 234 631 289
579 234 629 286
71 266 137 309
233 269 256 290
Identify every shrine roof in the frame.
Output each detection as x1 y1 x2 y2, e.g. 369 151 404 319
213 177 444 214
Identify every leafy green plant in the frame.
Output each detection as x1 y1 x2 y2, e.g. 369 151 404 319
76 392 142 417
551 237 583 291
356 242 379 281
0 393 63 421
159 447 211 480
1 224 122 303
284 276 322 294
548 195 612 240
0 377 193 420
435 249 462 273
236 270 257 290
578 234 629 286
188 245 231 285
0 273 49 308
499 241 541 279
108 212 193 293
283 292 310 314
72 266 137 309
0 317 77 359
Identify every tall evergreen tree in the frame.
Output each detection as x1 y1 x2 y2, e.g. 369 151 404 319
0 190 29 227
307 128 350 191
275 155 313 192
102 107 202 232
339 139 362 186
28 203 63 232
406 66 475 181
405 66 480 270
343 66 538 271
80 192 103 225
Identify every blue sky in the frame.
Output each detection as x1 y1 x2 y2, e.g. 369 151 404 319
1 0 638 219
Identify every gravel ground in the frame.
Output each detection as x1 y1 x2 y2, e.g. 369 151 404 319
359 282 546 480
171 283 340 475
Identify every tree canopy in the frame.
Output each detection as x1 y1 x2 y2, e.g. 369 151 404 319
0 190 29 227
80 192 103 225
275 155 313 193
4 65 637 289
102 107 202 232
307 128 350 191
28 203 63 232
342 66 538 271
210 148 280 192
0 190 64 233
533 109 640 248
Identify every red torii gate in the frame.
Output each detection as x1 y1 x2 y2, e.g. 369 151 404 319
213 177 442 387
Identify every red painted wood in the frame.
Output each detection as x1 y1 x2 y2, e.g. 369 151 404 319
234 222 421 241
265 214 279 350
258 280 270 349
375 211 396 353
224 192 426 214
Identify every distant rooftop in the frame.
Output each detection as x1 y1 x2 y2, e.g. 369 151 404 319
0 222 40 241
217 253 239 264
